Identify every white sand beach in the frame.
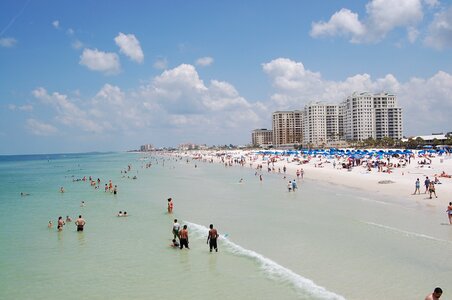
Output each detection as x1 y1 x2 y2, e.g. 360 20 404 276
171 148 452 209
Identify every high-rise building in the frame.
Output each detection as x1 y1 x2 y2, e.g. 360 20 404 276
272 111 303 146
251 129 273 147
342 92 403 141
140 144 154 151
264 92 403 148
373 93 403 140
302 102 341 147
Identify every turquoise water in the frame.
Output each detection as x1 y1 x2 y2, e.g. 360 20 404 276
0 152 451 300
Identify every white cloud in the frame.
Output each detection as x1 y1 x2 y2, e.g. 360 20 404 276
67 28 74 35
114 32 144 63
407 26 420 43
311 0 425 43
72 39 83 49
311 9 366 42
26 119 58 136
0 37 17 47
9 104 33 111
153 57 168 70
79 48 120 74
262 57 452 135
32 87 104 133
52 20 60 29
424 7 452 49
138 64 263 130
195 56 214 67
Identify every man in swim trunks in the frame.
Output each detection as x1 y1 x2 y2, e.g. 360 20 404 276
179 225 189 249
207 224 219 252
424 177 430 194
425 287 442 300
75 215 86 232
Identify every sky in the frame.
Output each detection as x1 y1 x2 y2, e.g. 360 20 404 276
1 0 452 154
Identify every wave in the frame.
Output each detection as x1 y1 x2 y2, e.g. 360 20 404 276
186 221 345 300
362 221 452 244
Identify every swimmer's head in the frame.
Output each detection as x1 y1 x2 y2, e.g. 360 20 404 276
209 224 213 229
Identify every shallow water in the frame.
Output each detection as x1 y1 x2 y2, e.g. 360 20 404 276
0 152 450 299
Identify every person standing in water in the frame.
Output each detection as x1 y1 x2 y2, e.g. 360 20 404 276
57 216 65 231
75 215 86 232
172 219 180 240
425 287 443 300
207 224 219 252
179 225 189 249
167 198 174 214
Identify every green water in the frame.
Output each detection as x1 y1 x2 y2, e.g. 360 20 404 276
0 152 451 299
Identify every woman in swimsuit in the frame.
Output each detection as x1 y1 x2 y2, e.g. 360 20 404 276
447 202 452 225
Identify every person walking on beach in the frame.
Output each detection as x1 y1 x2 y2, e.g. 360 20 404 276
207 224 219 252
172 219 180 240
413 178 421 195
75 215 86 232
425 287 443 300
428 182 437 199
447 202 452 225
292 180 297 191
287 181 292 192
179 225 189 249
167 198 173 214
424 177 430 194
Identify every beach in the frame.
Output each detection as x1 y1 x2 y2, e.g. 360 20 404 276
0 151 451 300
180 148 452 208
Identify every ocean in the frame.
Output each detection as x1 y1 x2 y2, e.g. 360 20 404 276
0 152 451 300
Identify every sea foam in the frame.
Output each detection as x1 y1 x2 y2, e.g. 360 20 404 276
186 221 346 300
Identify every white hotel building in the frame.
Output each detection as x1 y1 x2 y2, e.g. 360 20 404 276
266 92 403 147
342 92 403 141
302 102 343 147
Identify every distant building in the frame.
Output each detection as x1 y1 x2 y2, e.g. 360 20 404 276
272 111 303 147
302 102 342 147
341 92 403 141
140 144 154 152
262 92 403 148
178 143 207 150
251 129 273 147
401 134 447 143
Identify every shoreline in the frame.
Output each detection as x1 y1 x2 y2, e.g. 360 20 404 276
158 149 452 211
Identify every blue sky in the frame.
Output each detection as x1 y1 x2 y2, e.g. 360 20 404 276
1 0 452 154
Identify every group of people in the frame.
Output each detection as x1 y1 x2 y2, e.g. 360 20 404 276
49 215 85 232
171 219 220 252
287 180 298 192
413 177 438 199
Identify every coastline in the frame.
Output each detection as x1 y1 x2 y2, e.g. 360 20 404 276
163 149 452 210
